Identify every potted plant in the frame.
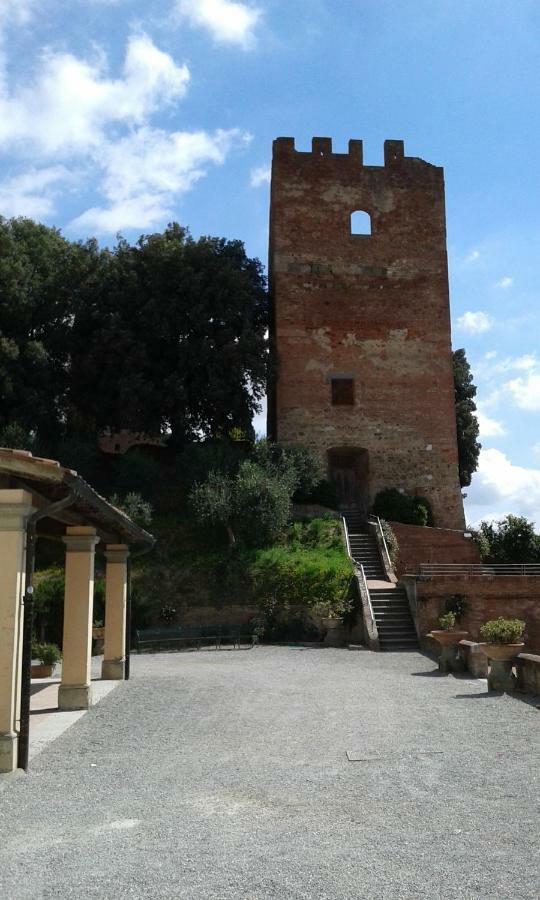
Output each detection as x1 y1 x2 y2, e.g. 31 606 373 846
312 600 346 646
478 618 525 692
31 642 61 678
428 612 469 673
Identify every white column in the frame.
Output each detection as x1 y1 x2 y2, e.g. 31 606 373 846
0 490 35 772
58 526 99 711
102 544 129 680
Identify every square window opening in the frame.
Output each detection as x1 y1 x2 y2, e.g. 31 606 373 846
331 378 355 406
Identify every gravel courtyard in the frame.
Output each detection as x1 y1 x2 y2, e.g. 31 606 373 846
1 646 539 899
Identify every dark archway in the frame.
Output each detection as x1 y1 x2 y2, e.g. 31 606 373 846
327 447 370 516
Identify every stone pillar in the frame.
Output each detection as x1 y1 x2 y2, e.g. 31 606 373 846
0 490 35 772
58 526 99 711
102 544 129 680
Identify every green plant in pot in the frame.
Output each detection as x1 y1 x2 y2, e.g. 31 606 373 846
478 617 525 693
428 611 469 673
31 642 61 678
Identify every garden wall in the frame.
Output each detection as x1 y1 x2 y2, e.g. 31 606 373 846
410 575 540 653
391 522 480 576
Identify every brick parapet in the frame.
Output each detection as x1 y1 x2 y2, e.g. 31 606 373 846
413 575 540 653
391 522 480 577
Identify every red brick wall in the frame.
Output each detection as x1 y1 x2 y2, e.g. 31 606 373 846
413 576 540 653
269 136 465 529
391 522 480 576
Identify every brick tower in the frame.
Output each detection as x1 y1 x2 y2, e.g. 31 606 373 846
268 136 465 530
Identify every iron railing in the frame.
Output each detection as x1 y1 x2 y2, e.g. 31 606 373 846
358 563 376 631
367 514 395 580
418 563 540 577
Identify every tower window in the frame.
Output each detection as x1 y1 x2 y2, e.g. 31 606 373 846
350 210 371 235
331 378 355 406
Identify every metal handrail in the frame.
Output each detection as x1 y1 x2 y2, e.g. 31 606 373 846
342 515 352 558
358 563 376 630
370 515 392 569
367 514 395 582
418 563 540 577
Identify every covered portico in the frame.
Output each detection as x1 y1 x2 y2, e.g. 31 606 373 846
0 448 154 774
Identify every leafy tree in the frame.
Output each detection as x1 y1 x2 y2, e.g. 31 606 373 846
251 440 322 496
109 492 153 527
190 460 291 548
69 224 267 446
453 348 481 487
0 217 101 445
472 515 540 563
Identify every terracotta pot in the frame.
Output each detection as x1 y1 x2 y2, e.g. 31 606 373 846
480 642 524 661
429 630 469 647
92 627 105 639
31 663 53 678
322 618 341 630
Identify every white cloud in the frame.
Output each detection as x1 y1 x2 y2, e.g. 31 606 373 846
250 164 270 187
71 127 251 233
456 310 493 334
494 276 513 289
476 409 506 438
177 0 261 48
465 248 480 263
0 34 250 229
505 371 540 412
0 0 34 25
0 166 73 217
476 352 536 380
0 34 190 155
466 448 540 527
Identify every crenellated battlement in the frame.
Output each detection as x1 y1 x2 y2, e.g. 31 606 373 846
273 137 418 168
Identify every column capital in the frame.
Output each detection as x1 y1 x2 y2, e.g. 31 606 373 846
0 489 36 531
104 543 130 563
63 526 99 552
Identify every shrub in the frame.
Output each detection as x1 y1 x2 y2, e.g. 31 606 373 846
32 642 61 666
444 593 468 619
379 519 399 565
479 617 525 644
110 491 153 527
438 612 456 631
249 544 353 621
372 488 432 527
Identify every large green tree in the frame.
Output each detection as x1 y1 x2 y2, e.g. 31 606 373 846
69 224 267 446
453 348 481 487
0 219 267 454
0 217 100 446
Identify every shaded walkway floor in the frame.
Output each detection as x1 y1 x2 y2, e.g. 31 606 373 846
1 647 539 899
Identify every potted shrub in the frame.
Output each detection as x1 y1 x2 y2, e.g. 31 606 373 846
478 617 525 692
428 612 469 673
31 642 61 678
312 600 347 646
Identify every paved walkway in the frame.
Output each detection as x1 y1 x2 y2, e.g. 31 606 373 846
1 647 539 899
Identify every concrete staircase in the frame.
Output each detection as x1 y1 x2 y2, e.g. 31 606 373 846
342 507 418 651
370 587 419 651
347 530 387 580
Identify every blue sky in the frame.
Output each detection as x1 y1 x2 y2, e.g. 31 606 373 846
1 0 539 525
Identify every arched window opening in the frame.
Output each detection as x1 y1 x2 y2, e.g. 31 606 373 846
350 210 371 236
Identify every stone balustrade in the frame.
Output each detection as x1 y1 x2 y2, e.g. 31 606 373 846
515 653 540 695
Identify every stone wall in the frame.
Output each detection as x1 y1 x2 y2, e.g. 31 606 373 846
411 575 540 653
268 136 465 529
391 522 480 576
